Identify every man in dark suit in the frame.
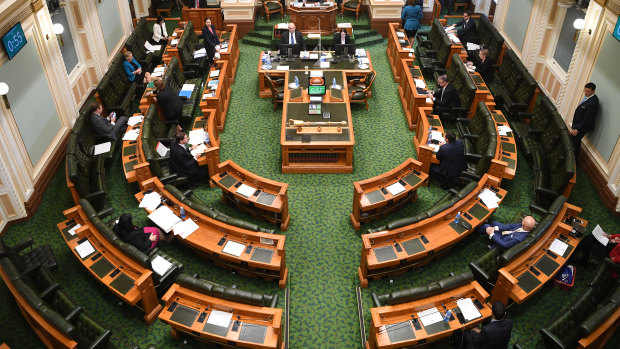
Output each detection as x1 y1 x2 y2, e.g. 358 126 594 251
477 216 536 249
202 17 220 63
170 131 208 184
463 301 513 349
153 79 183 125
279 22 306 52
430 131 467 189
570 82 599 160
450 11 477 47
185 0 207 8
89 102 127 141
428 74 461 115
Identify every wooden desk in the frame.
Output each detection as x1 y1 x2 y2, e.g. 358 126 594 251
414 107 444 174
139 64 168 114
161 26 185 68
387 23 415 82
199 60 231 132
212 160 291 231
490 109 517 180
491 203 586 305
182 7 223 32
187 109 221 184
280 70 354 173
367 281 492 349
467 70 496 117
159 283 283 348
137 177 288 288
350 158 428 230
288 4 337 35
359 174 505 287
121 113 145 183
398 59 430 131
219 24 239 83
58 206 162 323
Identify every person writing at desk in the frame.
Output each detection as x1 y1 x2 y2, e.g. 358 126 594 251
202 17 220 63
170 131 208 186
447 11 478 48
575 227 620 269
89 102 128 141
466 49 494 83
428 74 460 115
113 213 173 253
280 22 306 51
334 28 351 46
123 51 151 84
429 131 466 189
462 301 513 349
477 216 536 249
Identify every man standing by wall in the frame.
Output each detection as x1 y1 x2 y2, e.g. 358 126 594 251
570 82 599 161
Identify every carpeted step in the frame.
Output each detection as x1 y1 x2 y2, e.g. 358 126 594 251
242 37 272 48
354 30 380 40
356 37 386 47
245 31 272 40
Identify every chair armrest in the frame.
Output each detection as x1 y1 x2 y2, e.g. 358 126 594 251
458 171 481 182
516 112 533 119
64 305 83 323
528 203 548 216
462 134 479 140
194 43 204 50
12 237 34 253
182 68 201 79
433 67 447 75
97 207 115 219
90 329 112 349
39 283 60 299
528 129 543 137
508 102 529 114
456 118 469 124
83 191 107 202
539 328 566 349
535 186 560 201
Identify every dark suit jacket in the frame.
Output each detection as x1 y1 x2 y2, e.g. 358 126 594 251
280 30 307 51
470 318 513 349
170 142 199 177
202 24 220 60
455 19 478 44
156 86 183 122
436 139 467 177
185 0 207 7
90 112 115 138
333 33 351 46
571 94 599 135
434 83 461 108
475 57 494 83
120 228 151 253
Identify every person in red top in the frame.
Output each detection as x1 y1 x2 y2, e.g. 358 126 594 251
577 230 620 268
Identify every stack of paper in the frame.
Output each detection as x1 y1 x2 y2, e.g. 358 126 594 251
310 71 324 77
456 298 482 321
355 49 366 57
67 224 82 236
122 128 140 141
549 239 569 256
320 61 330 69
170 39 179 46
222 240 246 257
94 142 111 155
497 125 512 136
189 129 208 145
396 31 406 38
156 142 169 157
430 144 441 153
448 34 460 43
203 93 215 99
151 255 173 276
386 182 406 196
309 53 319 60
209 70 220 78
592 225 609 246
236 183 256 198
414 79 426 89
172 219 199 239
193 48 207 58
358 57 370 64
426 97 433 104
207 80 219 88
467 43 481 50
144 41 161 53
430 130 445 143
152 67 165 77
179 84 194 98
75 240 95 258
139 191 162 211
207 310 233 328
127 114 144 126
191 143 209 157
478 188 501 209
417 307 443 326
148 206 181 233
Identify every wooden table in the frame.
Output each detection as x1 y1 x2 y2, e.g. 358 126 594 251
199 60 231 132
212 160 291 231
367 281 492 349
350 158 428 230
219 24 240 83
398 59 430 131
159 283 283 348
387 23 415 82
414 107 444 174
182 7 223 32
491 203 586 305
288 4 337 35
491 109 517 180
359 174 506 287
466 70 496 117
137 177 288 288
58 205 162 323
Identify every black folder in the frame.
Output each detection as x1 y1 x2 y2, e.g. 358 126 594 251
170 304 199 328
386 321 416 343
239 323 268 344
219 174 238 188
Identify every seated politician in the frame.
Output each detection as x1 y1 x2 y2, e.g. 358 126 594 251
123 51 151 84
152 79 184 130
463 301 512 349
170 131 208 186
448 11 478 48
279 22 306 52
467 48 494 83
478 216 536 250
334 28 351 46
574 227 620 268
429 131 467 189
89 102 128 141
428 74 460 116
113 213 173 253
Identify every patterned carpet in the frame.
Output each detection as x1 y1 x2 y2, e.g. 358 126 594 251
1 12 619 349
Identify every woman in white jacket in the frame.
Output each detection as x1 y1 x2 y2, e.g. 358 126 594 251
151 16 169 45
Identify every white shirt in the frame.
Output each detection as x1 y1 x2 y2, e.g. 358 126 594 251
152 22 168 42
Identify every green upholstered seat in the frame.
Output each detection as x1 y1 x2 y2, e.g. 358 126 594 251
176 274 279 308
488 50 537 117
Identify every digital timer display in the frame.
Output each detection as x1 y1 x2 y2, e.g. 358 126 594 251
2 22 27 60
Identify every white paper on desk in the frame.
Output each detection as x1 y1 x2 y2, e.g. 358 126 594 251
430 131 445 143
386 182 406 196
148 205 181 233
276 65 289 71
358 57 370 64
127 114 144 126
277 23 289 29
355 49 366 57
190 143 208 157
207 310 233 328
222 240 245 257
170 39 179 46
310 70 324 77
236 183 256 198
140 191 162 212
122 128 140 141
172 219 199 239
308 33 321 39
417 307 443 327
209 69 220 78
203 93 215 98
68 224 82 236
431 144 441 153
93 142 111 155
144 41 161 53
592 224 608 246
449 34 460 43
497 125 512 136
426 97 433 104
396 31 406 38
172 31 177 37
151 255 173 276
414 79 426 89
309 53 319 60
478 188 500 209
467 42 481 51
189 129 207 145
549 239 569 256
193 48 207 58
338 23 352 28
456 298 481 321
75 240 95 258
320 61 330 69
181 83 194 92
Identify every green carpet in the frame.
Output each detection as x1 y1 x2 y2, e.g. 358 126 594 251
1 14 619 349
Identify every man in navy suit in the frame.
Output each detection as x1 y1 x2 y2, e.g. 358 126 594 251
430 131 467 189
463 301 513 349
279 22 306 52
170 132 207 185
429 75 461 115
570 82 599 160
450 11 478 48
477 216 536 249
